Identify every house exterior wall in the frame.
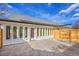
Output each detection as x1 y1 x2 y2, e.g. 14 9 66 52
0 21 54 46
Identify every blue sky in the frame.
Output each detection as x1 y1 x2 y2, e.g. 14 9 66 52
0 3 79 25
8 3 72 19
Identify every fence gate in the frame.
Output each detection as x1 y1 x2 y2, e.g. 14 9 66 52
0 29 3 48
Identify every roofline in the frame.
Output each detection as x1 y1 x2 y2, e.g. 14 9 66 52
0 19 56 27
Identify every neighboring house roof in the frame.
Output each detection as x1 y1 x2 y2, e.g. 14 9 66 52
0 14 56 26
9 14 56 25
0 14 73 27
9 14 52 24
0 19 53 26
72 20 79 29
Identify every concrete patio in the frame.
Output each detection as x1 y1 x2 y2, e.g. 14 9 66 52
0 39 79 56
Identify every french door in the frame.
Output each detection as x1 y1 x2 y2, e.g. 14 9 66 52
30 28 35 39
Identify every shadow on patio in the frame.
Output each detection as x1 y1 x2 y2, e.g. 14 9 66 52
61 43 79 56
0 42 62 56
0 40 79 56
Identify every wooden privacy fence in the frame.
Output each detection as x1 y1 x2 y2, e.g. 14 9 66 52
0 29 3 48
53 29 79 43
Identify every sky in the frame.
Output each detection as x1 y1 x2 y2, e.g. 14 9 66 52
0 3 79 25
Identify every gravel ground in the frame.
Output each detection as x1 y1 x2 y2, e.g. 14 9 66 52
0 40 79 56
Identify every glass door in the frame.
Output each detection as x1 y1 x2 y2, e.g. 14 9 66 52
30 28 35 39
6 26 10 40
13 26 17 39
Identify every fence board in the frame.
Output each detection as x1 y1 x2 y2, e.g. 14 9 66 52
60 29 70 41
71 30 78 43
53 30 60 40
0 29 3 48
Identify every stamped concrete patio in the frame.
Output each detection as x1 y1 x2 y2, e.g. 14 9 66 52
0 39 79 56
